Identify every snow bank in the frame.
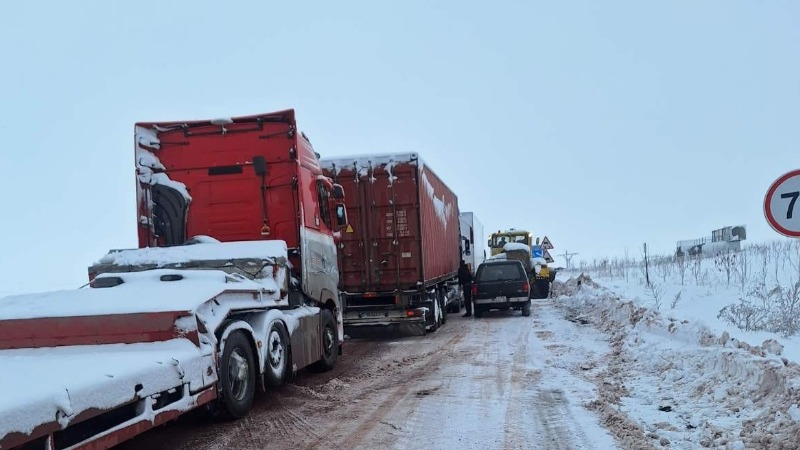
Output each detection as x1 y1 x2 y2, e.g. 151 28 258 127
554 275 800 449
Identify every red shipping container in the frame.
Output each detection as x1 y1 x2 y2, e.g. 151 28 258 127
321 153 461 295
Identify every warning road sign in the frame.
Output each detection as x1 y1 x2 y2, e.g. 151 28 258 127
540 236 554 250
543 249 554 263
765 169 800 237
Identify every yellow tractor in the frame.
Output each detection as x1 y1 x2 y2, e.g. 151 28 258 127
487 229 533 257
487 229 553 298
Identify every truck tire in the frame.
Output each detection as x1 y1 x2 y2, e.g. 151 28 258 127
474 307 483 319
218 331 256 419
522 301 531 317
308 309 338 373
264 321 289 387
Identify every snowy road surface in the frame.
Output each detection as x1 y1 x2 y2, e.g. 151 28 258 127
116 298 618 450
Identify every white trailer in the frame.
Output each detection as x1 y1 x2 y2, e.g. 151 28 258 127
459 212 486 275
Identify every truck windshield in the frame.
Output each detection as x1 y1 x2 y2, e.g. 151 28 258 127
491 235 529 247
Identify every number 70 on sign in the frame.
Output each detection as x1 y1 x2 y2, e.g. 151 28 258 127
765 169 800 237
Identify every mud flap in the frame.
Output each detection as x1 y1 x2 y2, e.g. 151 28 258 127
398 321 427 336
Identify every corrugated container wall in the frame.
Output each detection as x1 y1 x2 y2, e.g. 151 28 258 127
321 154 461 293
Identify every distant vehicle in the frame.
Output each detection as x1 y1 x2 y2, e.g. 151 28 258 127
472 260 531 318
488 229 533 257
320 153 462 334
490 243 555 299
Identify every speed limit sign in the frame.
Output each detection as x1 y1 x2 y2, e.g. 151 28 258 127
765 169 800 237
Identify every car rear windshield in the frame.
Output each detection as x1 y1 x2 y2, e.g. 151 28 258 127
476 263 525 282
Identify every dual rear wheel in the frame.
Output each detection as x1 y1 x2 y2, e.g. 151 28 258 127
218 310 338 418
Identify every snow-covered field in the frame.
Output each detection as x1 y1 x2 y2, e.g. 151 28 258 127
557 242 800 449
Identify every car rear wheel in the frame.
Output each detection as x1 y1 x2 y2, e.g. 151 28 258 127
522 301 531 317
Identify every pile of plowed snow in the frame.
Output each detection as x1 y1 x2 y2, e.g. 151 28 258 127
553 275 800 450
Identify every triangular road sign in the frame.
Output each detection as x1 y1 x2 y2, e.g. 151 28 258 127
543 249 555 263
541 236 554 250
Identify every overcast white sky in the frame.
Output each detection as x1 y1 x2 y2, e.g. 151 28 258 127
0 1 798 294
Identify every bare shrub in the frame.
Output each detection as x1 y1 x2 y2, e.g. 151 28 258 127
735 248 751 293
718 280 800 337
670 291 682 310
714 250 737 288
647 282 665 310
675 255 688 286
717 297 770 332
691 256 704 285
771 280 800 337
656 257 672 283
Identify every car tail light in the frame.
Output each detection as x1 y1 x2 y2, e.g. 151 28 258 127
471 285 478 295
522 281 530 293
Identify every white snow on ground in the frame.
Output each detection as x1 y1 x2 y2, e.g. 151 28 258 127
554 273 800 449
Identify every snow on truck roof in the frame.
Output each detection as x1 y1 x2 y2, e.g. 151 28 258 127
319 153 422 175
96 240 288 267
0 269 276 320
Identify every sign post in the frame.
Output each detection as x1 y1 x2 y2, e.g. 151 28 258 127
764 169 800 237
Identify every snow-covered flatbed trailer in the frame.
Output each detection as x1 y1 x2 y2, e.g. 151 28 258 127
0 109 348 450
0 242 338 450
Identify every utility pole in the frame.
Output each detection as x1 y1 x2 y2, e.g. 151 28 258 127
560 250 579 270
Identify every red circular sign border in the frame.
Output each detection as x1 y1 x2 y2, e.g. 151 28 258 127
764 169 800 238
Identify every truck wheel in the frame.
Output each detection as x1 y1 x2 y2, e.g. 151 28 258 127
440 297 448 326
522 301 531 317
308 309 338 373
264 321 289 387
219 331 256 419
474 307 483 319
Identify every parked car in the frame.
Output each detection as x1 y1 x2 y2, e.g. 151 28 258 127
472 260 531 318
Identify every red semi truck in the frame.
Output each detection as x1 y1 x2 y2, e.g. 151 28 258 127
0 110 348 450
320 153 463 334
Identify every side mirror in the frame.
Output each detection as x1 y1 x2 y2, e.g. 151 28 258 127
332 183 345 199
464 239 471 256
335 203 348 228
253 156 267 176
487 239 492 248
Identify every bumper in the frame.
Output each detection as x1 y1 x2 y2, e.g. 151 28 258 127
343 309 425 327
474 296 529 309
